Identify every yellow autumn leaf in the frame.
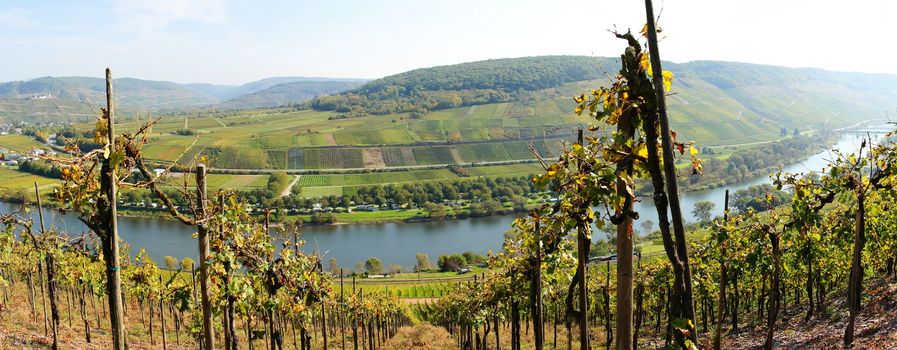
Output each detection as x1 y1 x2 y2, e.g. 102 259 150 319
608 107 623 124
689 145 699 155
636 143 648 159
603 93 615 110
662 70 674 92
640 53 652 75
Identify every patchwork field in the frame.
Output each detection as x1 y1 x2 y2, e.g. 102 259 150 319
70 88 591 172
38 73 857 199
296 163 541 198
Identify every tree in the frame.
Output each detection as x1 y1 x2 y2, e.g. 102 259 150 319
437 254 467 272
780 127 788 137
462 251 486 266
731 184 790 213
692 201 716 224
511 195 529 212
640 219 655 236
793 127 800 136
423 201 447 220
163 256 178 270
414 253 431 272
364 257 383 275
328 257 340 275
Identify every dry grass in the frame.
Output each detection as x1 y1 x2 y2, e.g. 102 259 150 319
381 324 457 350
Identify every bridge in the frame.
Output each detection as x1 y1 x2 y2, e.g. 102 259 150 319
831 118 893 135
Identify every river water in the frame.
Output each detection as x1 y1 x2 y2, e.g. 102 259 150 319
0 130 885 269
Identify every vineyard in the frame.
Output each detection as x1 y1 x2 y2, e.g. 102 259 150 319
413 9 897 350
2 2 897 350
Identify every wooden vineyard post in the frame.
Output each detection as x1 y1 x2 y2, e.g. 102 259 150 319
713 190 729 350
322 265 329 350
530 217 544 350
160 275 168 350
196 164 215 349
614 70 637 350
353 275 358 350
575 129 589 350
35 183 59 350
100 68 126 350
643 0 698 344
844 187 866 345
341 269 346 350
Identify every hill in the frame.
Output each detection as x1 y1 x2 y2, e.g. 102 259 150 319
312 56 613 115
182 82 238 99
216 80 364 110
0 75 370 122
311 55 897 137
0 76 219 122
218 76 367 100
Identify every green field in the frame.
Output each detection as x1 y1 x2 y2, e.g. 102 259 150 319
161 173 270 191
0 167 60 190
65 76 818 174
0 135 47 153
294 163 542 198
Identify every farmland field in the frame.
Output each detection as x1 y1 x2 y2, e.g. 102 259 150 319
0 166 60 190
161 173 270 191
295 164 541 198
41 74 829 199
0 134 46 153
67 83 594 172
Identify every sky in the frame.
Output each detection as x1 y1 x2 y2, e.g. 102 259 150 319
0 0 894 85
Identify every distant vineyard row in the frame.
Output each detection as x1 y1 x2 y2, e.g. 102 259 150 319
177 139 567 170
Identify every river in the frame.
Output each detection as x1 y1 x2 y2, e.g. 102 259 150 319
0 129 887 269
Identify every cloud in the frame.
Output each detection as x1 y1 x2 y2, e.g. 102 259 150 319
114 0 229 34
0 8 36 29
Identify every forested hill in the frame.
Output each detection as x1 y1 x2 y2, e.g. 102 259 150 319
357 56 609 94
311 56 615 115
310 56 897 125
216 80 365 109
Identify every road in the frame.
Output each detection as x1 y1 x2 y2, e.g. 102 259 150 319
281 175 301 197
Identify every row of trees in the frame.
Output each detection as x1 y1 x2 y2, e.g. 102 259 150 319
17 159 64 179
634 133 835 196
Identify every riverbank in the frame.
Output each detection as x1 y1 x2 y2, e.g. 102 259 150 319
0 134 841 227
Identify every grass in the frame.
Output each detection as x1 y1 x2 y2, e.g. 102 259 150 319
299 169 460 188
0 166 60 190
293 164 537 198
0 134 46 153
162 173 269 191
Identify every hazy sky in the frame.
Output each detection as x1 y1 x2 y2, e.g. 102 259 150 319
1 0 894 85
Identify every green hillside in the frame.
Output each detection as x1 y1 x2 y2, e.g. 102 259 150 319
0 76 220 122
0 75 368 122
43 56 897 176
217 76 367 100
311 56 614 115
216 80 364 109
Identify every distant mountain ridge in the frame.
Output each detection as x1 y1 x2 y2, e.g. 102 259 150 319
215 76 366 100
310 55 897 129
0 75 367 122
216 80 365 110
